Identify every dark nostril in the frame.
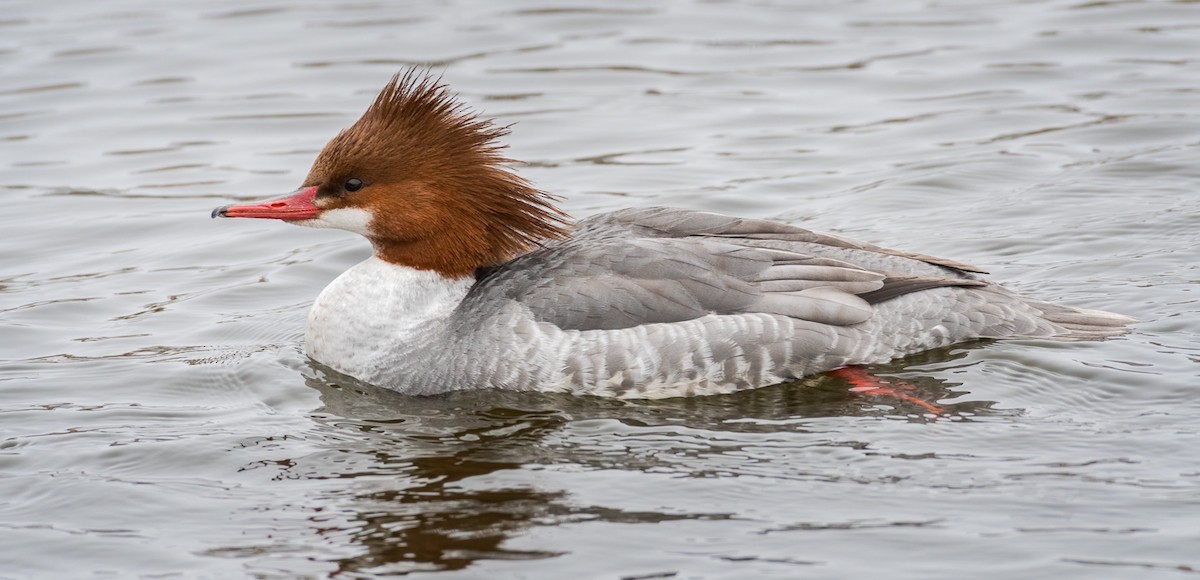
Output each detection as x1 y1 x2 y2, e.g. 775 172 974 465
269 202 286 208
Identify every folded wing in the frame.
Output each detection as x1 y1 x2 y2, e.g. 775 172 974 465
467 207 983 332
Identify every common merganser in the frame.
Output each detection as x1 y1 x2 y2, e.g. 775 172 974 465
213 70 1133 399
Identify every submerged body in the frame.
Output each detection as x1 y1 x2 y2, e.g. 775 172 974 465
214 71 1132 399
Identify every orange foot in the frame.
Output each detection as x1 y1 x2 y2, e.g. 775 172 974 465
827 366 944 415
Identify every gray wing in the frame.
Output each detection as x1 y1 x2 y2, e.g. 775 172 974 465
464 207 984 332
597 206 988 276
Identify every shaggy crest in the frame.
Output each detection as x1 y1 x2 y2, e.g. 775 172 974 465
306 69 570 275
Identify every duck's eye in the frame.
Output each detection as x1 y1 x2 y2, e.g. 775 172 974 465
344 178 363 192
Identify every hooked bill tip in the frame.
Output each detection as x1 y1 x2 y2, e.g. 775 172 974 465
211 205 229 219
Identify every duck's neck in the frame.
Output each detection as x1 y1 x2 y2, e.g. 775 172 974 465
305 255 474 380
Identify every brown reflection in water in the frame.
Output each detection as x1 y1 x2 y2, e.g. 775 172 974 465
302 378 568 574
328 460 565 574
294 345 1002 575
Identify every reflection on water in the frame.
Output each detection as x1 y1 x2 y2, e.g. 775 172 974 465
286 347 1006 574
310 395 568 574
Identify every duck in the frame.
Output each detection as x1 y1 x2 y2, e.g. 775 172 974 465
212 69 1133 399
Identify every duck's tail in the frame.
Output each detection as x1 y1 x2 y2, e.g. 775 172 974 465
1024 298 1135 340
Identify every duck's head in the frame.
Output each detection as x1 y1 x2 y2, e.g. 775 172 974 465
213 70 569 278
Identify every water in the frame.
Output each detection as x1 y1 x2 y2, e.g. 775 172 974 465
2 0 1198 578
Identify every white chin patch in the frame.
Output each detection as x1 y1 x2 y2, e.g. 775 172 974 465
292 208 374 236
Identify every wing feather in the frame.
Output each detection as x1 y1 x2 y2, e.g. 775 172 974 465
463 207 993 332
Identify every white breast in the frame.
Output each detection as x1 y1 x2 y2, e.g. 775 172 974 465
305 256 473 381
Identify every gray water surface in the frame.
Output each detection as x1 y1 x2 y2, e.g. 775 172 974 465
2 1 1199 578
